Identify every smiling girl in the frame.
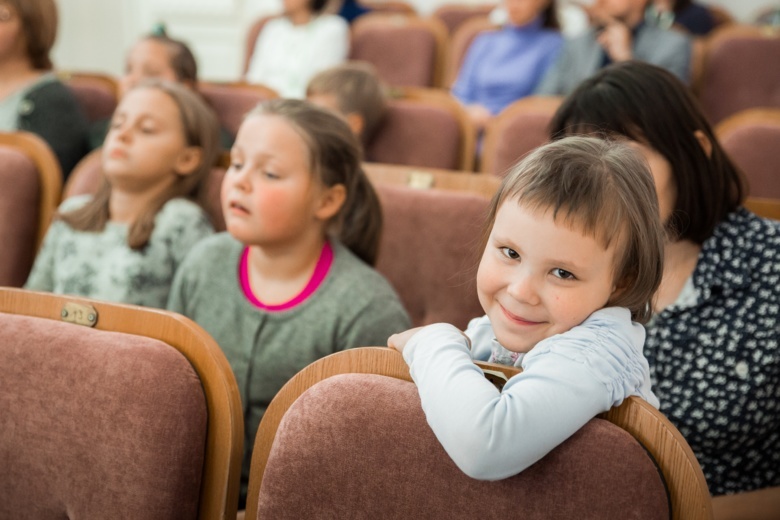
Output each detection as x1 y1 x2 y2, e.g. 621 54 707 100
389 136 665 479
25 80 217 308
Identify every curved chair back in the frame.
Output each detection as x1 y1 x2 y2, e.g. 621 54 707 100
199 81 278 139
0 287 243 519
244 348 713 520
698 24 780 124
0 132 62 286
350 14 448 88
367 87 476 170
59 71 119 123
432 2 496 35
481 95 562 176
716 108 780 199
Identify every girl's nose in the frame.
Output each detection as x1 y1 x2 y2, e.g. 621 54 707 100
229 165 251 191
506 272 541 306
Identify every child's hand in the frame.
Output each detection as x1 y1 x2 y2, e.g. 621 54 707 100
387 327 423 355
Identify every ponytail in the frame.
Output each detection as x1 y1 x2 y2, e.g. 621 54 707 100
250 99 384 265
337 165 382 266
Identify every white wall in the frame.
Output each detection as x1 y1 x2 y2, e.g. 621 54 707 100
52 0 772 81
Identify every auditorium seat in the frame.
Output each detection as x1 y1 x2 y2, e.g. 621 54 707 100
698 24 780 124
59 71 119 124
350 13 448 88
366 87 476 170
199 81 278 139
481 95 563 176
0 132 62 287
361 0 416 15
716 108 780 199
242 347 713 520
432 2 496 35
0 287 243 519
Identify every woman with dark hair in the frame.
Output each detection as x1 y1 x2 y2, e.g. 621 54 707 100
245 0 349 98
0 0 88 177
550 60 779 517
451 0 562 132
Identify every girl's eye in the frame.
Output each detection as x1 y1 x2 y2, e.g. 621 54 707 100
264 171 280 180
229 162 243 171
500 247 519 260
552 268 576 280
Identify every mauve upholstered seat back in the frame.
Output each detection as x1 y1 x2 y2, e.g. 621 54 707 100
366 99 464 170
375 183 487 328
0 147 40 287
350 16 440 88
66 81 117 124
254 374 670 519
718 115 780 199
0 312 208 519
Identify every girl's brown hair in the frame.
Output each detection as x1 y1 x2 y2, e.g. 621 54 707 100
8 0 58 70
60 80 220 250
248 99 382 266
482 136 665 323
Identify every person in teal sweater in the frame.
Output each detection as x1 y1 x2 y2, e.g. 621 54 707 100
168 99 410 508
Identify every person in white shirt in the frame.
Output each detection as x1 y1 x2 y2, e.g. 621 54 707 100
245 0 349 98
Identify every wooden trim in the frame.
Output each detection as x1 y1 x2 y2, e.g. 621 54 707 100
391 86 477 170
364 162 500 198
245 347 713 520
58 71 119 100
715 107 780 140
0 288 243 520
745 197 780 221
0 131 63 249
199 80 279 100
480 95 563 176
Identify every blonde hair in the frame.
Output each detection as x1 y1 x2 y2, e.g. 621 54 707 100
483 136 664 323
306 62 388 145
60 80 220 250
248 99 382 266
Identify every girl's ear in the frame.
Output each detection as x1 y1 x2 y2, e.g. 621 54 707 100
315 183 347 221
694 130 712 159
345 112 365 138
173 146 203 176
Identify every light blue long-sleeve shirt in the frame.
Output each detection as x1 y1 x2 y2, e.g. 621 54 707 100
451 17 563 115
402 307 659 480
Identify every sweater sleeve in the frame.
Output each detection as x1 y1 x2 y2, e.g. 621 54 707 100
402 307 655 480
451 35 486 105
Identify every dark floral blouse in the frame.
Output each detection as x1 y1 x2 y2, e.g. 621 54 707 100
644 208 780 496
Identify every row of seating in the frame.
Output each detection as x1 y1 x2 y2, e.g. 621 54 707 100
3 131 779 324
59 67 780 193
241 14 780 126
0 286 714 519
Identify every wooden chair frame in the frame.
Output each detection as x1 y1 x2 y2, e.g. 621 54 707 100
745 197 780 221
364 162 500 198
0 131 63 249
245 347 712 520
58 70 120 100
0 287 244 520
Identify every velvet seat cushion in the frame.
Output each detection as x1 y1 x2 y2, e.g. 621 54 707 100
718 120 780 198
0 147 40 287
375 184 487 329
0 312 208 519
366 100 464 170
255 373 670 520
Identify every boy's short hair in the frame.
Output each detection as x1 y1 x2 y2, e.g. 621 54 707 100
306 62 387 143
483 136 665 324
